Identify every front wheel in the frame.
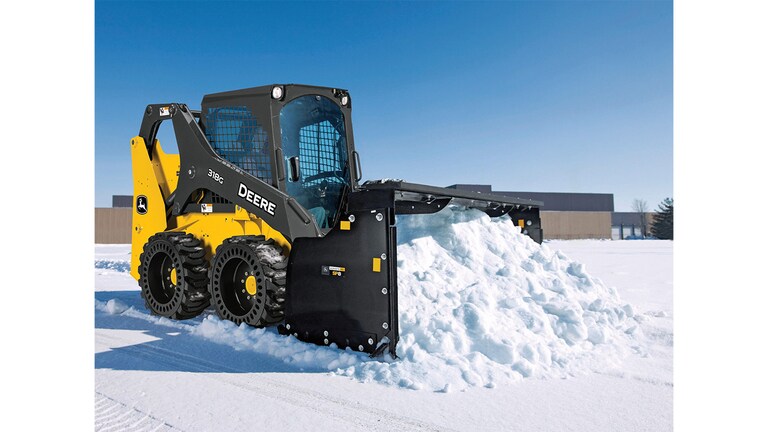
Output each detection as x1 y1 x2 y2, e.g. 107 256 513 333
209 236 287 326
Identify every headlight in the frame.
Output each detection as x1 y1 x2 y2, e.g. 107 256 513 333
271 86 284 100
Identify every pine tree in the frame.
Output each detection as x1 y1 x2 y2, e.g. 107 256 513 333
651 198 673 240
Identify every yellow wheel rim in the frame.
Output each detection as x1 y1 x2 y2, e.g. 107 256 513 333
170 268 177 286
245 275 257 296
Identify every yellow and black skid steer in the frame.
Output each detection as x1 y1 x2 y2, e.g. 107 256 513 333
130 84 542 357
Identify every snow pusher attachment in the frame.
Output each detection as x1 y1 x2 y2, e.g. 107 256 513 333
130 84 542 358
284 193 399 357
362 180 543 243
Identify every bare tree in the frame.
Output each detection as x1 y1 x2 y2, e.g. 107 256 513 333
632 199 649 238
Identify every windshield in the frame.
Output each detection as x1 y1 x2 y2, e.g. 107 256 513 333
280 95 350 229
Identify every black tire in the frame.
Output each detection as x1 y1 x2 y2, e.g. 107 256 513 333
209 235 288 327
138 232 211 319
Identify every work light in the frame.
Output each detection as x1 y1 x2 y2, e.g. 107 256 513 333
271 86 284 100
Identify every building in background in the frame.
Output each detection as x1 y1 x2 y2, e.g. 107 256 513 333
95 206 131 244
611 212 655 240
112 195 133 208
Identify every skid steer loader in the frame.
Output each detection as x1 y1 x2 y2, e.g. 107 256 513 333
130 84 542 357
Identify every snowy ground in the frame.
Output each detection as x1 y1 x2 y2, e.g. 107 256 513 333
95 213 672 431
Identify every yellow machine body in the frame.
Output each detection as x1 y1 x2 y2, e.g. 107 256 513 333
129 136 291 281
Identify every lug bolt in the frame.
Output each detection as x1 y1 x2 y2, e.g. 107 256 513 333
324 338 329 345
381 253 387 260
286 324 291 330
376 213 383 221
323 330 329 337
382 322 389 330
348 215 356 222
381 287 388 295
368 338 374 345
358 345 364 351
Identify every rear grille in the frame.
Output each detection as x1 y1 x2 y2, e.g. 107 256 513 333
207 191 231 204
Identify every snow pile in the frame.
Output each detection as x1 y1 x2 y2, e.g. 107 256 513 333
97 207 641 391
336 208 638 390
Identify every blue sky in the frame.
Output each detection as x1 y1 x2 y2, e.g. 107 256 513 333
96 0 672 211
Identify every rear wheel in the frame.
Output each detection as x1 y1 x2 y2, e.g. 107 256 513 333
209 236 287 326
138 232 210 319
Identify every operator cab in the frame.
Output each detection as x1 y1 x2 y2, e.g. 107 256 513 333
201 84 357 234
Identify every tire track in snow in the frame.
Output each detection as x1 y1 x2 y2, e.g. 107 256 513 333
96 332 453 432
592 370 674 388
95 391 182 432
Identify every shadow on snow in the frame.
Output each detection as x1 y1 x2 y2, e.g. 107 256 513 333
95 290 323 375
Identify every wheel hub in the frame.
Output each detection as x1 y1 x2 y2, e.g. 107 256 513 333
245 275 257 296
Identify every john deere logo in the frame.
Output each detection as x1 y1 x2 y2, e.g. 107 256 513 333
136 195 148 215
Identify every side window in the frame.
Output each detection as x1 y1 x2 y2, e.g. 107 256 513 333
205 106 272 184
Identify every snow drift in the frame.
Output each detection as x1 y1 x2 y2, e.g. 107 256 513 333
97 207 641 391
339 208 639 390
